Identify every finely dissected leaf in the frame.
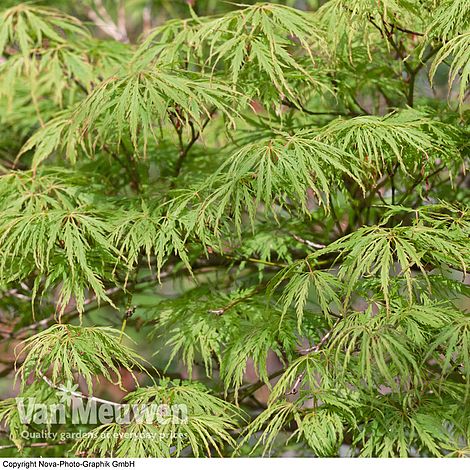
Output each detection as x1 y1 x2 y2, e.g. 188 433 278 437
17 324 147 393
430 32 470 108
313 219 469 309
140 3 331 105
169 128 369 238
73 380 242 457
327 308 421 389
319 109 462 175
427 315 470 390
0 5 88 57
71 67 238 156
220 309 299 399
0 171 121 313
269 262 342 327
426 0 470 42
317 0 425 51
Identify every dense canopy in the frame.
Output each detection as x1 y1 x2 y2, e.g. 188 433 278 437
0 0 469 458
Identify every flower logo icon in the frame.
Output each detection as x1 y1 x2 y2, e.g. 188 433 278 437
56 380 80 406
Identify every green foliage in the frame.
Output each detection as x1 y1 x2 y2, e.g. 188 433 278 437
0 170 119 313
319 109 463 175
427 315 470 388
0 0 469 459
0 399 25 451
139 3 330 106
431 32 470 106
0 5 88 57
17 324 147 392
312 217 469 308
209 129 366 213
426 0 470 41
74 380 241 457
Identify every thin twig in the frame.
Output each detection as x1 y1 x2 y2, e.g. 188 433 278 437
229 369 285 402
398 164 446 205
41 373 123 407
282 100 361 117
0 441 71 451
287 318 341 395
2 273 173 341
207 285 265 315
300 318 341 355
292 234 326 250
172 108 217 179
87 0 129 43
